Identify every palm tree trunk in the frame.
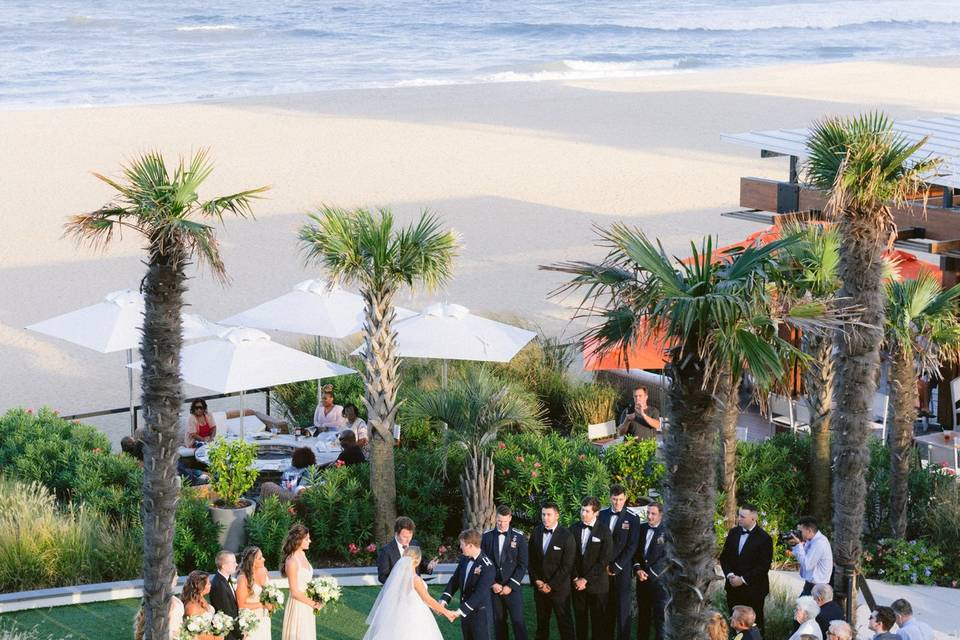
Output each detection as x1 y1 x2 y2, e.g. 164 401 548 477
461 447 495 531
803 332 834 524
362 287 400 544
140 248 185 640
888 349 916 538
663 348 721 639
831 212 887 620
718 371 741 528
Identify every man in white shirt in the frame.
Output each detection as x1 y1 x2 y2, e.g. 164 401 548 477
891 599 935 640
787 516 833 596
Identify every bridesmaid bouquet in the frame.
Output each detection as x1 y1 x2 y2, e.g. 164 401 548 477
259 583 284 608
178 613 212 640
305 575 341 615
208 611 235 638
236 609 261 635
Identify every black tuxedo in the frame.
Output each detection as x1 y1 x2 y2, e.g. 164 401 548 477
733 626 763 640
482 527 530 640
441 553 497 640
633 522 671 640
719 525 773 633
209 571 240 640
376 537 432 584
528 524 576 640
598 507 640 640
570 519 612 639
816 599 844 637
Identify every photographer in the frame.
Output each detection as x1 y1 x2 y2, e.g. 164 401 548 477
786 516 833 596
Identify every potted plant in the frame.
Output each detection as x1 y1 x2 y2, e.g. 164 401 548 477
568 383 619 438
207 437 259 551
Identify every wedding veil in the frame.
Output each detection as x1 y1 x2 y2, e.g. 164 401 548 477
366 555 415 629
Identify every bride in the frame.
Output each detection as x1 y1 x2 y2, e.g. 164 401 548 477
364 547 457 640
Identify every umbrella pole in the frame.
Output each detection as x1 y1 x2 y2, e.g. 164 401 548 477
442 359 448 388
316 335 323 405
240 389 246 440
127 348 136 435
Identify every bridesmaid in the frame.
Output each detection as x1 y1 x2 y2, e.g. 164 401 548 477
181 570 216 640
237 546 272 640
281 524 322 640
132 575 185 640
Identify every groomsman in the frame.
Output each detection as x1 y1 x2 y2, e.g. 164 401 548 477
209 550 241 640
719 503 773 635
376 516 438 583
481 505 529 640
570 496 613 640
440 529 497 640
599 484 641 640
633 503 670 640
528 501 576 640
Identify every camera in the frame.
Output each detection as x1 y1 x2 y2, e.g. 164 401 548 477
779 529 802 543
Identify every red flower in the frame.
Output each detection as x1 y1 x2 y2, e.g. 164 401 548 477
287 507 296 515
366 543 377 553
348 543 360 555
26 409 32 414
498 442 506 449
531 471 539 478
533 462 541 468
335 459 345 468
516 456 524 462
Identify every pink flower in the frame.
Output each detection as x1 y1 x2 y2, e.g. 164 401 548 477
335 459 345 468
498 442 506 449
26 409 32 414
366 543 377 553
502 469 510 476
72 419 80 425
516 456 524 462
438 545 448 555
92 448 102 454
348 544 359 555
531 471 539 478
533 462 542 468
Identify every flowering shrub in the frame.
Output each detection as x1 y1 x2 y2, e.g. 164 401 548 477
492 432 609 527
863 538 944 585
603 437 665 504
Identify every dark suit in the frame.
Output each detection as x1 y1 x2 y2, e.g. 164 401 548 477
528 524 576 640
598 507 641 640
441 553 497 640
633 522 671 640
569 519 612 640
719 526 773 634
209 571 240 640
482 527 529 640
376 538 433 584
733 626 762 640
816 600 844 638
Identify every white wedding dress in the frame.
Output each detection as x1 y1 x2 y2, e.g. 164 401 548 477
363 557 443 640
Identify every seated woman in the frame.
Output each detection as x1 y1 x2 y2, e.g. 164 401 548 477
341 403 368 448
313 384 344 431
185 399 217 447
260 447 317 502
788 596 823 640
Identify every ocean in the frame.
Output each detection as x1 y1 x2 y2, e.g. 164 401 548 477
2 0 960 108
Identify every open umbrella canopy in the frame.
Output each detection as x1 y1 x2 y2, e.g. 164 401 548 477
26 289 215 353
220 278 415 339
355 302 536 362
133 326 356 394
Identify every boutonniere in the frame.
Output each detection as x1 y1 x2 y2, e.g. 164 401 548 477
228 576 237 588
473 566 482 575
657 535 665 545
510 538 518 548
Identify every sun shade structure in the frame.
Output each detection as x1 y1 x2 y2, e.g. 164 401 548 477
582 329 672 372
26 289 217 432
130 326 356 437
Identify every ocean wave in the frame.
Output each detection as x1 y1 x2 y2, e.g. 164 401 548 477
175 24 242 32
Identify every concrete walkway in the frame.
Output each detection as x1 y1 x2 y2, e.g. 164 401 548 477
771 571 960 639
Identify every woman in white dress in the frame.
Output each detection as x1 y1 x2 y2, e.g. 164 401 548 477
132 574 184 640
237 546 272 640
363 547 457 640
281 524 323 640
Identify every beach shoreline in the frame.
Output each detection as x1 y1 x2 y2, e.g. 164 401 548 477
2 56 959 444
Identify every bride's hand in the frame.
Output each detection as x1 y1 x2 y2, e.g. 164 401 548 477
312 600 324 611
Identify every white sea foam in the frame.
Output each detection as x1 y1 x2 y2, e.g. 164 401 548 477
175 25 242 32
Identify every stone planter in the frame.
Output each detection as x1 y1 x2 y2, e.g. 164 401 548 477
209 499 256 551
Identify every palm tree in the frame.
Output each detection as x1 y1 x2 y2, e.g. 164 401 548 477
299 207 458 542
544 229 822 638
805 112 938 610
718 369 741 528
65 151 266 640
408 367 543 530
884 272 960 537
774 223 842 523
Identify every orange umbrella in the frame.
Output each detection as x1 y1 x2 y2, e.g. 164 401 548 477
582 327 672 371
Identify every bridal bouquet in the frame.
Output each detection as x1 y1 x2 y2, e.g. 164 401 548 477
178 613 212 640
236 609 261 635
259 583 284 609
305 575 341 615
208 611 235 638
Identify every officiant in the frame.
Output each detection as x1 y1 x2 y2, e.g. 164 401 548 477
377 516 438 583
481 505 529 640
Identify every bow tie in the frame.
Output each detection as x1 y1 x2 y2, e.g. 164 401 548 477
498 531 507 537
583 524 593 530
544 528 554 535
741 528 751 536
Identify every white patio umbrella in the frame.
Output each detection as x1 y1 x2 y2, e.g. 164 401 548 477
26 289 216 433
132 326 356 437
353 302 537 384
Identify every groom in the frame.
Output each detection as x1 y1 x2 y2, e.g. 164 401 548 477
439 529 496 640
209 550 240 640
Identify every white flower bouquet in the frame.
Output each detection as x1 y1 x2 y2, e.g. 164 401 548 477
259 583 284 608
236 608 260 635
178 613 211 640
208 611 236 638
305 575 341 615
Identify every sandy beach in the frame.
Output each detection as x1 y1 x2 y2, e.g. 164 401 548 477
3 57 960 444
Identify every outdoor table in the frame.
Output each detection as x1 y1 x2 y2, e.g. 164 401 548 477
194 431 342 473
913 430 960 473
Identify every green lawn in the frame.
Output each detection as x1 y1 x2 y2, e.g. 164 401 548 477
0 586 562 639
